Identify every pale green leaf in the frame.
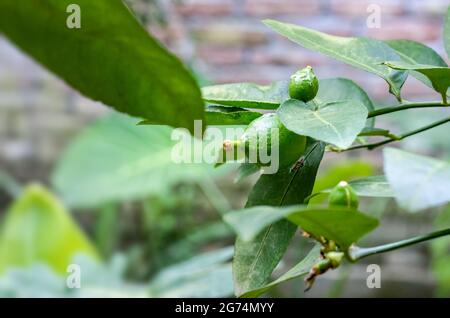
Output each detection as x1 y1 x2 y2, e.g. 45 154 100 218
149 247 234 298
52 113 224 208
233 141 324 297
383 148 450 212
0 184 99 274
277 99 368 149
234 163 260 183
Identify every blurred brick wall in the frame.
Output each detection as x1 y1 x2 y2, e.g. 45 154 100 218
0 0 449 176
153 0 449 99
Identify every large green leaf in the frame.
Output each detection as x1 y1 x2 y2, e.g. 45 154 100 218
385 40 448 91
240 244 321 298
264 19 407 100
383 148 450 212
445 7 450 59
225 205 378 249
0 0 203 133
315 78 375 127
201 78 374 116
277 99 368 149
0 184 99 274
384 61 450 103
52 113 223 208
233 141 324 297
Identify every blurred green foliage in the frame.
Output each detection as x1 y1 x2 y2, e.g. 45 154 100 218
0 184 98 274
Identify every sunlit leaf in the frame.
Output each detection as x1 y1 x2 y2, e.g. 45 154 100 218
224 205 378 249
52 113 225 208
264 19 407 100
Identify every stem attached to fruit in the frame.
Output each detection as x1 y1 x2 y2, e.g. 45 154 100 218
348 227 450 262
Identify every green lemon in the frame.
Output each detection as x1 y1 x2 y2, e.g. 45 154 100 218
240 113 306 168
288 66 319 102
220 113 306 168
328 181 359 209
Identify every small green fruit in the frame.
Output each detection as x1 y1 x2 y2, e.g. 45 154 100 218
288 66 319 102
240 113 306 168
328 181 359 209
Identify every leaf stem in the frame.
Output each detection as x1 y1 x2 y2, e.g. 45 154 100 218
348 228 450 261
368 101 447 118
345 116 450 151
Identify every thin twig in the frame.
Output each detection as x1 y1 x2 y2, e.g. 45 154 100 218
348 228 450 261
344 116 450 151
368 101 448 118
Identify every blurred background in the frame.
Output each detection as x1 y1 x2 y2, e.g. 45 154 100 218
0 0 450 297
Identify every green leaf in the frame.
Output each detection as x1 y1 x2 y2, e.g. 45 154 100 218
383 148 450 212
264 19 407 100
385 40 448 92
315 78 375 128
149 247 234 298
240 244 321 298
234 163 260 183
323 176 393 198
0 184 99 274
0 0 203 133
445 6 450 59
205 106 262 125
202 81 288 109
52 113 223 208
277 99 368 149
233 141 324 297
225 205 378 249
384 61 450 103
